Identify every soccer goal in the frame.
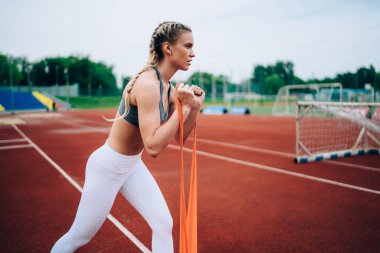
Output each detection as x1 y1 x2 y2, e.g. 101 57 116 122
295 101 380 163
272 83 343 115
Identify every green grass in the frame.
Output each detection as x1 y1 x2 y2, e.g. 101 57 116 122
249 105 273 115
57 96 121 109
59 96 275 115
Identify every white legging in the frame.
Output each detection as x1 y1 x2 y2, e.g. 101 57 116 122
51 141 173 253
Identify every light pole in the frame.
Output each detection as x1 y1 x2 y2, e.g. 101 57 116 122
55 65 59 95
88 68 92 96
211 74 216 102
223 75 227 103
9 56 15 114
26 65 32 91
64 67 70 104
44 61 49 88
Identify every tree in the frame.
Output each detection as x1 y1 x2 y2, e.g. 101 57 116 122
262 74 285 94
121 76 131 90
14 56 30 86
187 71 212 98
356 65 376 89
252 61 298 94
0 54 9 85
306 65 377 90
0 54 23 86
31 56 118 95
374 72 380 100
253 65 266 92
186 71 234 98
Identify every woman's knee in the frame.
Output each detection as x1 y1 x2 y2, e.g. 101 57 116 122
151 211 173 232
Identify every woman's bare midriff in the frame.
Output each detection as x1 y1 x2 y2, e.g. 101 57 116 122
107 118 145 156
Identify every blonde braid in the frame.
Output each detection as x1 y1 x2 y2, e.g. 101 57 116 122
104 53 157 122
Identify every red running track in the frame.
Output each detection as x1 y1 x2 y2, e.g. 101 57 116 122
0 109 380 253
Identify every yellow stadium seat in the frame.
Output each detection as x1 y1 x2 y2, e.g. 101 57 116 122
32 91 53 110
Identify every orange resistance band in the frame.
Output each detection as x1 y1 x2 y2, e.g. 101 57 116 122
176 97 198 253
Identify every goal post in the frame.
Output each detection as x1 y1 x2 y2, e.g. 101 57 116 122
272 83 343 116
295 101 380 163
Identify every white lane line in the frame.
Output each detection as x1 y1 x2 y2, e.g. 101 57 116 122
0 138 27 144
42 117 110 134
168 144 380 195
0 144 33 150
190 137 380 173
12 124 151 253
54 116 110 129
324 160 380 173
192 137 294 158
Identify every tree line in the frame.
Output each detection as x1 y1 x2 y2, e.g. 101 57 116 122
1 53 379 96
251 61 379 95
0 54 118 95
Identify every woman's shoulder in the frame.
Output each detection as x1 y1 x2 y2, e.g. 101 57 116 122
131 69 158 91
131 69 160 100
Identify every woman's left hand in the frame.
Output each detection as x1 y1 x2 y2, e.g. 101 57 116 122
190 85 205 110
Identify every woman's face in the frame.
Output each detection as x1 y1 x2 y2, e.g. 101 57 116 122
170 31 195 71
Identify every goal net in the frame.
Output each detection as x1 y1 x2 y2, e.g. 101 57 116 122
295 101 380 163
272 83 342 116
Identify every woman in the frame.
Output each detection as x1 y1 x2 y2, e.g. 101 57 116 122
51 21 205 253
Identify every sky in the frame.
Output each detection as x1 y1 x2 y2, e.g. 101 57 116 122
1 0 379 86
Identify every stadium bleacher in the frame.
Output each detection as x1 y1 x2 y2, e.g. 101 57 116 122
0 90 47 112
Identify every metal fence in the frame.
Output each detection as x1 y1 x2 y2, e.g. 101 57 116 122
0 84 79 97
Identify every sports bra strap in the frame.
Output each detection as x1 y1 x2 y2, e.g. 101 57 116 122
152 66 170 122
152 66 163 97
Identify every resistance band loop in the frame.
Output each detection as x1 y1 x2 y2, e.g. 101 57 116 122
177 97 198 253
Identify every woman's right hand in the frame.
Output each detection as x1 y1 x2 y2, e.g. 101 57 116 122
175 82 197 110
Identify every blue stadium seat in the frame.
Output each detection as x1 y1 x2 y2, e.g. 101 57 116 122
0 90 46 111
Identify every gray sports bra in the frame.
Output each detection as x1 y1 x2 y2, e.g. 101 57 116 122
118 66 171 128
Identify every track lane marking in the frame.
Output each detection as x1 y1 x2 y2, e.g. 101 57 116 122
0 144 33 150
168 144 380 195
190 137 380 173
0 138 27 144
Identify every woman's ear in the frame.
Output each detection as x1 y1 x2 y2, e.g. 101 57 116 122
163 42 172 55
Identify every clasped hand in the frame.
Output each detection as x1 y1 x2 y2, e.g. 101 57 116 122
175 82 205 111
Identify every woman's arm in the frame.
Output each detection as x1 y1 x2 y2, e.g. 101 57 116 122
135 78 194 158
174 84 205 143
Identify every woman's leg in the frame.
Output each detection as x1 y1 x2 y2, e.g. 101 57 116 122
120 160 174 253
51 155 128 253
